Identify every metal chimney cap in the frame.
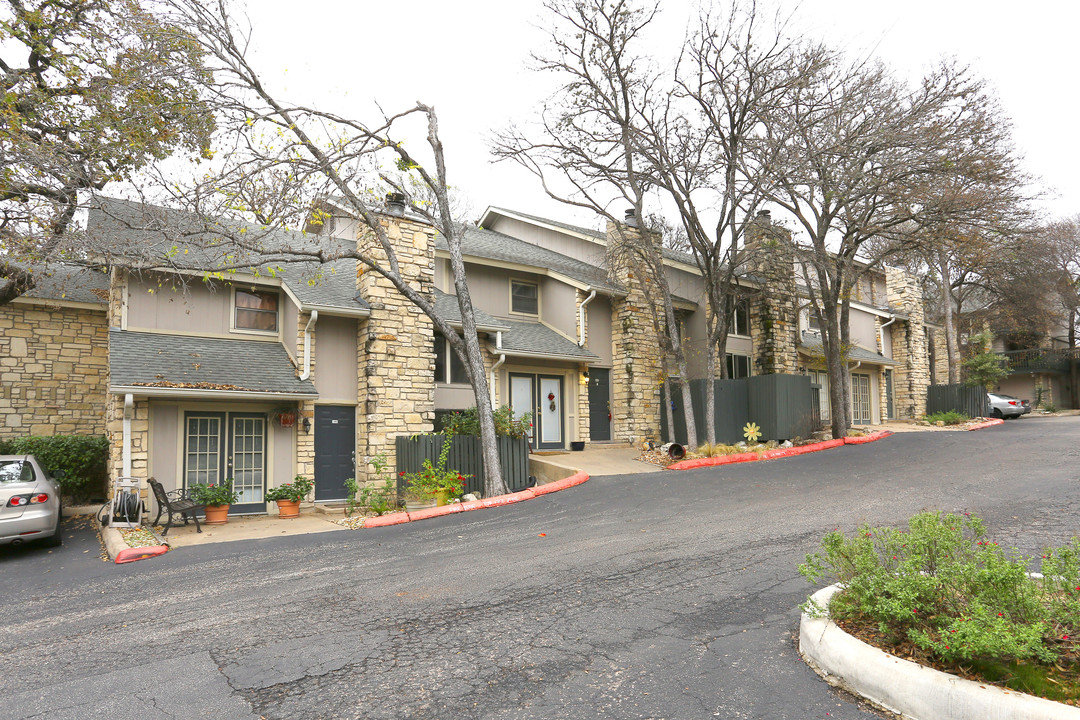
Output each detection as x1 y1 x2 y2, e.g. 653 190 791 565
756 209 771 219
624 208 639 228
385 192 407 217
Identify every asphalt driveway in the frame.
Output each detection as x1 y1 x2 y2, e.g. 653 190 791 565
2 416 1079 719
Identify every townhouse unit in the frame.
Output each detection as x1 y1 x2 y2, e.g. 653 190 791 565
0 196 938 513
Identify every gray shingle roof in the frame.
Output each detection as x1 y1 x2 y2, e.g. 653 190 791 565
18 264 110 305
109 330 318 396
443 226 623 294
434 289 509 331
88 196 368 314
494 319 600 362
798 331 898 366
486 206 699 267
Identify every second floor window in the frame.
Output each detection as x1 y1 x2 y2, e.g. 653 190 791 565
726 353 752 379
235 289 279 332
434 333 469 384
727 295 750 336
511 280 538 315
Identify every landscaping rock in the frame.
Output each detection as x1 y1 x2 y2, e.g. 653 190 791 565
780 440 793 449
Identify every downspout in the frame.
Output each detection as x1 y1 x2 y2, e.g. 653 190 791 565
490 331 505 406
299 310 318 381
578 289 596 347
122 394 133 477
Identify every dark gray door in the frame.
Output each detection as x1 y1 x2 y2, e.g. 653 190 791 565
314 406 355 501
884 369 895 420
588 368 611 441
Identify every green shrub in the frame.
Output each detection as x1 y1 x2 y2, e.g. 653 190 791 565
439 405 531 438
923 410 969 425
800 512 1065 666
0 435 108 501
1043 403 1059 414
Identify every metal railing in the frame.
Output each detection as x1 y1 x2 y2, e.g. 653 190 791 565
999 348 1080 375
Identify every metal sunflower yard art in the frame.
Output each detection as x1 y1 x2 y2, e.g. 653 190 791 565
743 422 762 443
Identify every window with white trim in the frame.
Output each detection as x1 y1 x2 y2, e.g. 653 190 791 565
434 332 469 384
234 289 279 332
510 280 538 315
727 295 750 336
725 353 752 379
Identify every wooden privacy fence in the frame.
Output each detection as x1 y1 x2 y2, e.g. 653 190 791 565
661 374 817 446
926 384 988 418
395 434 531 497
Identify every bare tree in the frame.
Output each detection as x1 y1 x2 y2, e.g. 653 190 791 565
149 0 510 496
0 0 214 304
492 0 700 448
755 53 1018 436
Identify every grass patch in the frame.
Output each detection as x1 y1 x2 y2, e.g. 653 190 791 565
923 410 969 425
801 512 1080 704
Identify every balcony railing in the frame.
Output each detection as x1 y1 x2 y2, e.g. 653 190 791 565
999 348 1080 374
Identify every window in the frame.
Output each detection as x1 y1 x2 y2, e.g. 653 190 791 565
511 280 538 315
235 289 279 332
726 353 752 379
727 296 750 336
434 333 469 384
807 308 821 333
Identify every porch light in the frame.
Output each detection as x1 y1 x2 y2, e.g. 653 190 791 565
302 416 311 433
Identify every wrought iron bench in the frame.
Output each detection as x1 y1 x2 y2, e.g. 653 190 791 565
148 477 204 536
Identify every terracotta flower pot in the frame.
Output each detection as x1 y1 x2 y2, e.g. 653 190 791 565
275 499 300 518
204 504 230 524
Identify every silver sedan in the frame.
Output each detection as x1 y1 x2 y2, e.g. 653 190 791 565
0 455 62 547
987 393 1027 420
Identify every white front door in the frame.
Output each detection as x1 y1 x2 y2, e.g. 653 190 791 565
510 374 535 445
539 376 563 447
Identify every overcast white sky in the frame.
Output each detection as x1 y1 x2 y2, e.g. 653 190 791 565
244 0 1078 231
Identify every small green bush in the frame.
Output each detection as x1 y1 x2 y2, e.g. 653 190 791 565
1043 403 1059 414
800 512 1070 666
439 405 532 438
0 435 108 501
923 410 969 425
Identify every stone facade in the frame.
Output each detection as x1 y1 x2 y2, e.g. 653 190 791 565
743 214 799 375
886 267 930 418
0 301 108 437
356 215 435 481
295 309 316 481
606 221 662 445
575 289 592 443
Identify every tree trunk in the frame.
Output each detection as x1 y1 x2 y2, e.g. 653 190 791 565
938 250 959 385
662 368 676 444
703 315 718 446
840 299 853 429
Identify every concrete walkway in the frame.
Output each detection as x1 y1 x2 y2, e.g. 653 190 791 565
532 443 660 478
161 511 345 547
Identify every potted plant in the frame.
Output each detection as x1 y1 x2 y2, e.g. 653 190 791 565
189 479 240 524
274 408 298 428
265 474 313 518
400 459 468 510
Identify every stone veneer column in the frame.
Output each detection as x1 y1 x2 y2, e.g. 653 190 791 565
575 289 591 444
606 221 662 445
294 309 316 482
885 267 930 418
743 214 798 375
356 215 435 481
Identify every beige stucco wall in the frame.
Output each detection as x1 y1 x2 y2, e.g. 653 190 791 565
850 310 878 350
126 274 285 343
0 301 108 437
541 277 578 338
586 296 613 367
313 315 358 404
485 216 607 268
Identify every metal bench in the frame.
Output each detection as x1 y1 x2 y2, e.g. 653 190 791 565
148 477 204 536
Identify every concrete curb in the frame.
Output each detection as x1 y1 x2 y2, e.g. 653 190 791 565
363 472 589 529
800 584 1080 720
666 431 892 471
968 418 1006 431
98 522 128 562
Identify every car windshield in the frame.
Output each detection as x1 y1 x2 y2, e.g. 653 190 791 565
0 460 33 484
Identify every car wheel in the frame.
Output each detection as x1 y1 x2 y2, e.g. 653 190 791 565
992 408 1003 419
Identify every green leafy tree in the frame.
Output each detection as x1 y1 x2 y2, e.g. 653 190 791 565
963 330 1008 390
0 0 214 304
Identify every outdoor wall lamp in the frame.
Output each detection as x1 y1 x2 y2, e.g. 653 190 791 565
302 416 311 433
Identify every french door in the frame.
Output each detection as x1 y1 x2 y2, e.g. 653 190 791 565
510 373 564 450
852 374 872 425
184 412 267 513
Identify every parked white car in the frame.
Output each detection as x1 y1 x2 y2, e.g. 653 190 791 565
0 455 62 547
987 393 1027 420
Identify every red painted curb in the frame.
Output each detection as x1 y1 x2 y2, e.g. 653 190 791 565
363 512 411 528
667 432 891 470
532 471 589 496
362 474 588 529
114 545 168 564
967 418 1005 431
